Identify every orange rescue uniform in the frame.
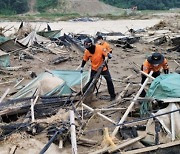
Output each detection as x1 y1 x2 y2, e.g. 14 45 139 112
83 45 108 71
100 41 112 53
143 59 169 74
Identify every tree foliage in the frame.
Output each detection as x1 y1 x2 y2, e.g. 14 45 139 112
101 0 180 10
0 0 29 15
36 0 58 12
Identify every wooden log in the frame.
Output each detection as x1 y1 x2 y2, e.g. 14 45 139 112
108 134 146 153
82 103 116 124
111 71 153 138
122 140 180 154
70 110 78 154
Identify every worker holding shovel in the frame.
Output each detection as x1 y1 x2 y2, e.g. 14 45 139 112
140 52 169 97
80 38 116 101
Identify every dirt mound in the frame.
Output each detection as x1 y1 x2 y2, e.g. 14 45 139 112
57 0 122 15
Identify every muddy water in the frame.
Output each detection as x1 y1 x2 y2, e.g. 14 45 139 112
0 19 160 36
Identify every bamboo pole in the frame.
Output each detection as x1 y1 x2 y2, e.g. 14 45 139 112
171 104 176 141
111 71 153 138
70 110 78 154
140 71 155 80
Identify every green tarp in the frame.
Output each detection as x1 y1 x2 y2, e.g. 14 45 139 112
12 70 89 99
146 73 180 99
37 30 61 39
0 50 10 67
0 36 9 44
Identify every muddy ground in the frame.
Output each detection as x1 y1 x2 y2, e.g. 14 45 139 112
0 13 180 154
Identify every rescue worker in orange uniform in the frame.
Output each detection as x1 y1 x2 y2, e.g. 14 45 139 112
140 52 169 97
96 35 112 56
80 38 116 101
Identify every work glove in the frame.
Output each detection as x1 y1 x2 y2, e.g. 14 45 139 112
80 67 83 73
105 57 108 63
108 53 112 59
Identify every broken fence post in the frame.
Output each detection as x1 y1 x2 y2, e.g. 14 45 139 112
111 71 154 138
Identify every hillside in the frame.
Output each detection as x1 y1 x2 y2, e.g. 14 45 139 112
28 0 123 16
59 0 123 15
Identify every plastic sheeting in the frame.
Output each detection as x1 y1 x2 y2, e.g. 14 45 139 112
18 31 50 47
146 73 180 99
0 50 10 67
12 70 89 99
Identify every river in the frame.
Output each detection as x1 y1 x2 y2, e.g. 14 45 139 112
0 18 160 36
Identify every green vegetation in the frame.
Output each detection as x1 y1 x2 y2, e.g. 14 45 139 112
100 0 180 10
0 0 29 15
0 13 80 22
36 0 58 12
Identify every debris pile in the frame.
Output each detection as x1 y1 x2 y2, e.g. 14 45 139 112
0 16 180 154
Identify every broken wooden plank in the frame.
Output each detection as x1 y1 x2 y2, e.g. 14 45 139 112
116 83 131 102
0 80 15 85
82 103 116 124
108 134 146 153
78 137 98 145
0 88 10 104
94 107 126 112
122 140 180 154
14 78 24 88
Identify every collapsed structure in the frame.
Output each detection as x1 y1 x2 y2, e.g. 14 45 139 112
0 18 180 154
